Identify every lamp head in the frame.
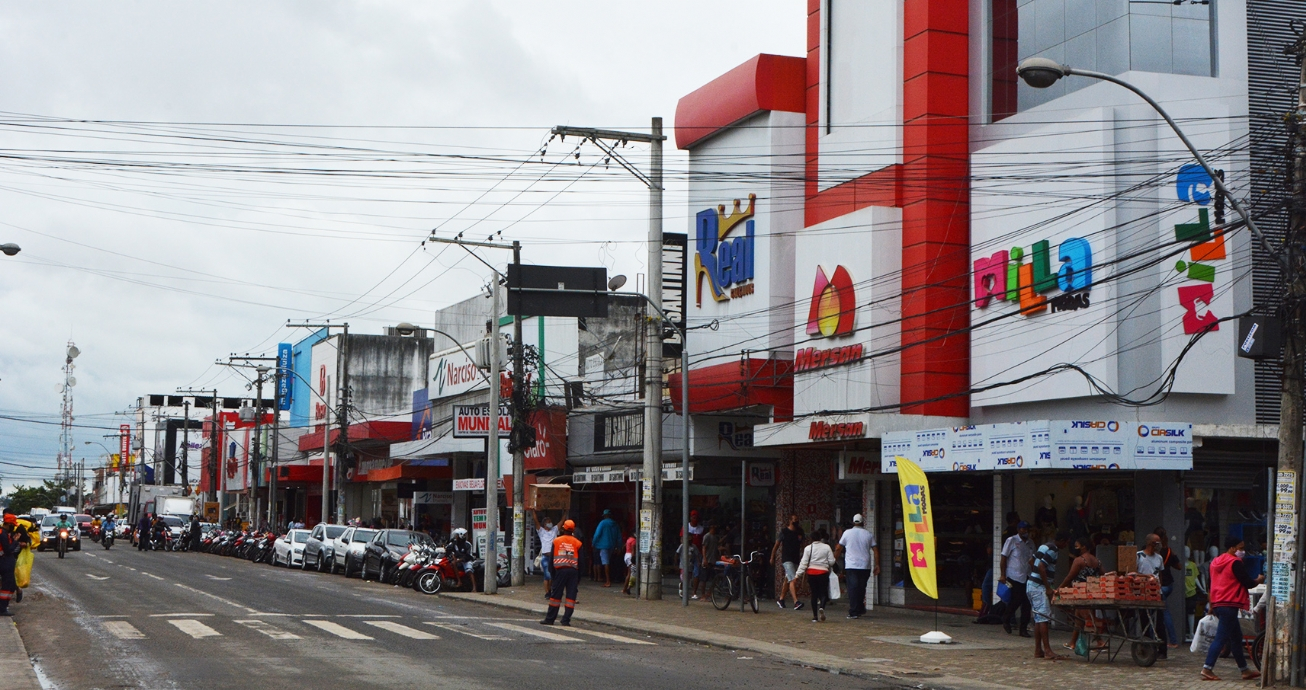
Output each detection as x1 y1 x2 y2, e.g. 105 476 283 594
0 243 20 256
607 275 627 291
1016 57 1069 89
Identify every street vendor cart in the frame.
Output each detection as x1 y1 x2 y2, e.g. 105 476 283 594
1053 573 1166 667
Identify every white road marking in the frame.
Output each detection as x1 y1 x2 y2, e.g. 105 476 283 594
336 614 401 618
101 559 114 564
168 619 222 639
564 627 655 645
172 582 259 614
425 622 507 640
85 574 109 581
124 567 137 571
144 573 164 581
235 619 301 640
204 575 232 581
362 620 438 640
483 622 580 642
303 619 373 640
246 613 295 617
149 613 214 617
103 621 145 640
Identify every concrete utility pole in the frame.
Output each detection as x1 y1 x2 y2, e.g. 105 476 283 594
485 275 502 594
181 399 190 489
177 389 220 511
286 323 349 524
269 364 282 530
551 118 666 599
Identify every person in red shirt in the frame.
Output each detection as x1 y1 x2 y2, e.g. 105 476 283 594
540 520 583 626
1201 536 1263 681
622 534 637 595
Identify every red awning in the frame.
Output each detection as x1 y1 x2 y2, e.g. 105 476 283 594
358 464 453 483
297 421 411 453
668 358 793 421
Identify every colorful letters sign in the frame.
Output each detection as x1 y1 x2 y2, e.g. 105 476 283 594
1172 164 1225 335
695 194 756 306
806 265 855 337
896 455 938 599
973 238 1092 316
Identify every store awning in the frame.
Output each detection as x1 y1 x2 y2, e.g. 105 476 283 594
668 358 793 420
359 463 453 483
297 421 410 452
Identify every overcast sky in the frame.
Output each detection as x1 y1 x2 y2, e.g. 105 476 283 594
0 1 806 494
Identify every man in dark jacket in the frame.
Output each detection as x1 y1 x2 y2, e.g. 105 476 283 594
137 513 151 551
189 515 202 551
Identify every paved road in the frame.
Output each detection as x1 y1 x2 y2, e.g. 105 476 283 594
16 544 886 689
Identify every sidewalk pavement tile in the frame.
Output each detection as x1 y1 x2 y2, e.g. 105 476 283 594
0 618 40 690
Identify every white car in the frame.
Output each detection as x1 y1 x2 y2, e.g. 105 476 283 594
332 527 378 577
272 529 310 567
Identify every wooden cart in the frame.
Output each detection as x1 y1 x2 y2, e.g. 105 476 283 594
1053 598 1166 667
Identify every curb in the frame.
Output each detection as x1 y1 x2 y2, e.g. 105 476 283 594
0 618 40 690
441 591 1020 690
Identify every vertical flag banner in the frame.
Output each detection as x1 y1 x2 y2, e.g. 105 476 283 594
276 343 292 411
896 456 938 599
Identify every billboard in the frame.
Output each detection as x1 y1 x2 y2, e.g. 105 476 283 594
452 404 512 438
276 343 292 411
429 344 483 400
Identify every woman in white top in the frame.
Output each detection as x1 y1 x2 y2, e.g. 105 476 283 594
796 529 837 622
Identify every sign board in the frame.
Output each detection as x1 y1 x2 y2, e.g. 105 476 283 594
203 502 220 522
474 530 505 557
883 420 1192 473
747 462 775 487
276 343 292 411
412 491 453 505
626 465 695 483
120 424 132 471
839 451 880 480
452 404 513 438
453 478 504 492
429 344 485 400
661 233 687 357
1272 470 1297 601
594 412 643 452
471 508 487 530
574 467 629 484
507 264 608 318
638 509 653 554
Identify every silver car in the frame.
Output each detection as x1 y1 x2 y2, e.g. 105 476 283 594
301 523 348 572
332 527 378 577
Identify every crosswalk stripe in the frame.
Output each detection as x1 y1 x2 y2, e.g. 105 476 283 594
425 622 507 640
168 619 222 639
302 619 373 640
103 621 145 640
483 622 580 643
235 619 301 640
564 627 655 645
363 620 439 640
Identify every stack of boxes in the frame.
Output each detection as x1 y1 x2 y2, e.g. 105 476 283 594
1052 573 1162 605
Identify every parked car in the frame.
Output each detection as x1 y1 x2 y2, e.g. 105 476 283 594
272 529 310 567
301 523 348 572
360 530 435 582
159 515 186 539
334 527 378 577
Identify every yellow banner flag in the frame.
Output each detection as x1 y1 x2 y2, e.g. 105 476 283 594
896 455 938 599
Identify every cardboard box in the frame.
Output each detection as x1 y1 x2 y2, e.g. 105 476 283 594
528 484 571 511
1117 546 1138 574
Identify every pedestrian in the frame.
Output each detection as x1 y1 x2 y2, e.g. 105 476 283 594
834 513 879 619
796 528 836 622
681 510 706 598
622 533 637 595
591 509 621 588
540 520 582 627
1185 546 1205 641
676 537 699 600
697 523 721 599
189 514 202 551
1151 527 1183 653
1028 531 1068 660
999 520 1034 637
1056 535 1102 653
770 514 806 611
0 512 27 616
137 513 151 551
530 508 563 598
1200 536 1262 681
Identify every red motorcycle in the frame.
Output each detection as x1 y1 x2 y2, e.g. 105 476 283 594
414 547 473 595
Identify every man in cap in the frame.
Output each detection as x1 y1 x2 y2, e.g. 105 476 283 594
0 512 27 616
541 520 583 626
591 508 622 588
1000 520 1035 637
835 513 879 619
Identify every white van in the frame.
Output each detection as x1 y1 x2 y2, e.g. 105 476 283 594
54 506 76 515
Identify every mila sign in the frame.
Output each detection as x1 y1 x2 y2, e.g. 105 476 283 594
973 237 1093 315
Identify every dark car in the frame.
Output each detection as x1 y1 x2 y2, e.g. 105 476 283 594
360 529 435 582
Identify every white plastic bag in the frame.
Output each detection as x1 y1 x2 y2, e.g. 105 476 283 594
1190 613 1218 654
829 573 842 601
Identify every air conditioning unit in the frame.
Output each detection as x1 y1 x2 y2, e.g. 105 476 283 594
475 334 509 371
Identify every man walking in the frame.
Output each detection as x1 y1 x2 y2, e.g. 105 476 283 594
771 514 806 611
697 523 720 600
1028 531 1068 659
999 520 1034 637
540 520 583 627
1201 536 1262 681
137 513 151 551
591 509 621 588
835 514 879 619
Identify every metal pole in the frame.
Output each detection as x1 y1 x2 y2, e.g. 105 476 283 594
640 116 665 600
486 274 502 594
511 240 526 587
252 372 264 526
336 325 349 526
210 392 219 506
320 383 331 530
181 400 190 489
270 367 281 529
681 338 691 606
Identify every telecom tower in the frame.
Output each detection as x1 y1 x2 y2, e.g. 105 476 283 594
58 341 79 484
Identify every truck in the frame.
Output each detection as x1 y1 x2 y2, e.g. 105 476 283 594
157 496 197 520
128 484 188 525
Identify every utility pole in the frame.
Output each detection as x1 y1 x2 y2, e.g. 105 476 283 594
252 368 266 528
553 118 666 599
321 383 332 529
286 323 349 523
269 364 282 530
1275 34 1306 687
181 399 190 490
178 389 220 515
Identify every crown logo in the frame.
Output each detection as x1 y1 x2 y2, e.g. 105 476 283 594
716 193 756 239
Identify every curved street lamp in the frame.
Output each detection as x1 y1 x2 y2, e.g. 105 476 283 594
1015 57 1279 266
0 244 19 257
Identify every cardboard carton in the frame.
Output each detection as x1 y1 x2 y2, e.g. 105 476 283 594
528 484 571 511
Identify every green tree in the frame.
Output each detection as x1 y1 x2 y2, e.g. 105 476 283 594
4 480 70 515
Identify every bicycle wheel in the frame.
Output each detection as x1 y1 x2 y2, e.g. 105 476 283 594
710 574 733 610
746 576 759 613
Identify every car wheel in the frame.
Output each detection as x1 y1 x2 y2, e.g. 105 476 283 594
344 556 354 577
319 554 329 573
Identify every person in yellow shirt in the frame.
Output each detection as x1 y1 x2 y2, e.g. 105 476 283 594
540 520 583 627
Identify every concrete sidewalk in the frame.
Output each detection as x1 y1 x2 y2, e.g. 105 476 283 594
444 577 1249 689
0 617 40 690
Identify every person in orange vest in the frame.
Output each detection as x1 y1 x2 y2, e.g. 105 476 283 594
540 520 582 626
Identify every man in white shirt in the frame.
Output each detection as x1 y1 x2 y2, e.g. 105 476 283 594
530 509 565 598
999 520 1034 637
834 514 879 619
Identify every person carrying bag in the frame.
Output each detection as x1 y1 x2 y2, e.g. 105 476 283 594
796 528 836 623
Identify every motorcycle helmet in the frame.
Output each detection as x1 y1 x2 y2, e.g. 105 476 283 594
452 527 468 539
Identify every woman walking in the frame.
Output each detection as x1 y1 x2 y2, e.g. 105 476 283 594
796 529 836 622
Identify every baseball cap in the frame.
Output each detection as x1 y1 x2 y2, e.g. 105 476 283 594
602 508 611 516
562 519 575 531
2 514 15 525
852 514 864 525
689 510 698 518
1017 520 1030 529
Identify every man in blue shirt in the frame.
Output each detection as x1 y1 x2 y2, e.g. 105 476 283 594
591 509 622 588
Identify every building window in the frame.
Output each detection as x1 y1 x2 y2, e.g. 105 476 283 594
990 0 1214 122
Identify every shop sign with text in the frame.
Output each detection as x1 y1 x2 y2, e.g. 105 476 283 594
452 404 513 438
808 419 866 441
695 194 756 306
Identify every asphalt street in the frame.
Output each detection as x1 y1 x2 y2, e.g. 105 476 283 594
16 545 889 689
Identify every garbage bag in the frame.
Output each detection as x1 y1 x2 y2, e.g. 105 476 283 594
14 548 33 589
1191 613 1218 654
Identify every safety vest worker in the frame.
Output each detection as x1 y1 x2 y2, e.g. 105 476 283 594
540 520 582 626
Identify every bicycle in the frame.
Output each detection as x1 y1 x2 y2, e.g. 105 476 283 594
710 550 763 613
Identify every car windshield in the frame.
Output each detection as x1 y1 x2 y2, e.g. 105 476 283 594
387 531 433 547
161 516 184 527
41 516 60 527
325 526 347 539
292 531 309 544
75 514 91 523
352 529 376 542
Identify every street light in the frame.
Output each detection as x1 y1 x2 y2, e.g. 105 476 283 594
1014 58 1276 261
0 243 20 256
